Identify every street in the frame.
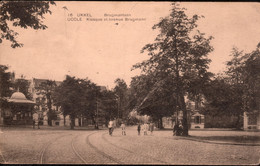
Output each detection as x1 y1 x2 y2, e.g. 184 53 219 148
0 126 259 165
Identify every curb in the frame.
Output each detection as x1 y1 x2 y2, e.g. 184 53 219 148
178 136 260 146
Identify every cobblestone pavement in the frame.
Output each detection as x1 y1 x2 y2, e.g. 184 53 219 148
0 126 259 164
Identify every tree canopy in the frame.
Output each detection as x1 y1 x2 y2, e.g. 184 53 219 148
129 73 177 128
13 78 32 100
203 43 260 129
0 1 55 48
0 65 13 98
35 80 57 126
52 75 119 129
0 65 13 110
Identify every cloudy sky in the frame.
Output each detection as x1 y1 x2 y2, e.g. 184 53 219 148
1 2 260 88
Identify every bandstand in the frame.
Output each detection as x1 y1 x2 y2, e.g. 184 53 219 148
2 92 35 125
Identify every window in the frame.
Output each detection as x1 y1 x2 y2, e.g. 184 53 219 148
194 116 201 124
248 114 257 125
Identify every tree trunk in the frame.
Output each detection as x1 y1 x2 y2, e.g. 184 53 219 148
70 117 75 129
159 117 164 129
156 120 159 128
92 116 99 130
46 92 52 126
235 114 242 130
64 114 66 126
180 95 189 136
48 111 52 126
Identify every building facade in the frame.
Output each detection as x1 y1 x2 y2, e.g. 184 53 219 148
162 98 205 129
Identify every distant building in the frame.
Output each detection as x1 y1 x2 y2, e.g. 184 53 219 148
29 78 73 126
162 97 205 129
243 110 260 130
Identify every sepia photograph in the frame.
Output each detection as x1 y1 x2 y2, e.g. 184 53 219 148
0 1 260 165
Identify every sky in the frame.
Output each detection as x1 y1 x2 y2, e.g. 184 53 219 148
1 2 260 89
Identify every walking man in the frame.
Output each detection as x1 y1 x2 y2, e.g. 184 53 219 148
108 119 114 136
121 122 126 135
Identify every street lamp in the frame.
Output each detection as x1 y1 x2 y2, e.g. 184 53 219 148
96 99 98 129
115 94 120 126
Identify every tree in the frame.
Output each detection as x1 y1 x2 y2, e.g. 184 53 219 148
129 73 176 129
202 76 243 128
113 78 128 120
0 1 55 48
53 76 82 129
98 90 118 125
53 75 102 129
0 65 13 98
203 43 260 129
79 78 101 129
35 80 57 126
224 47 246 128
13 78 33 100
242 43 260 114
132 3 213 135
224 44 260 128
0 65 13 110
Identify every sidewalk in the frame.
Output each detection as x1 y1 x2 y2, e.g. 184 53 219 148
160 126 260 146
177 130 260 146
177 135 260 146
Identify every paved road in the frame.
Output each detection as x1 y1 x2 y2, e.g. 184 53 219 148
0 126 259 164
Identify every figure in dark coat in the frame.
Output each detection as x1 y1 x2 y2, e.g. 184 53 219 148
137 123 141 136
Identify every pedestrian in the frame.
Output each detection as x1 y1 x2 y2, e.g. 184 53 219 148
179 122 183 136
108 119 114 136
137 123 141 136
143 123 148 135
33 113 40 129
33 119 35 129
37 117 40 129
173 121 179 136
121 122 126 135
149 122 154 135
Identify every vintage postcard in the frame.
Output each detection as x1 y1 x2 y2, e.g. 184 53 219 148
0 1 259 165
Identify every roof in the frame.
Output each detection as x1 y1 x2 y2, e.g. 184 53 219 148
98 86 107 92
192 112 204 117
8 92 35 104
33 78 62 87
10 92 26 100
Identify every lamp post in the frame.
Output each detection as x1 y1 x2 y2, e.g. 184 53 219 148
95 99 98 129
95 89 99 129
115 94 120 126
